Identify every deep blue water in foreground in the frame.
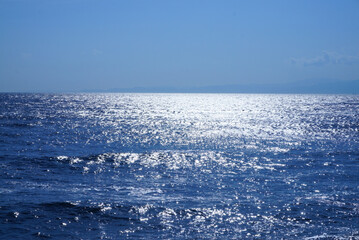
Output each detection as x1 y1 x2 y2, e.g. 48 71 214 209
0 93 358 239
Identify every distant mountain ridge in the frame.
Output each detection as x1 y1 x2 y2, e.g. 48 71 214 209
84 79 359 94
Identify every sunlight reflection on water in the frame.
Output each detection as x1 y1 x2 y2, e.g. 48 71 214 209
0 93 358 239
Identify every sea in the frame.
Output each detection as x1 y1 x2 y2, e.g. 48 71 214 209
0 93 358 239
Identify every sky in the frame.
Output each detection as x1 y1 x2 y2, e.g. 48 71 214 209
1 0 359 92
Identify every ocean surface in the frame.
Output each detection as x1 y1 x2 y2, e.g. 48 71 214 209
0 93 358 239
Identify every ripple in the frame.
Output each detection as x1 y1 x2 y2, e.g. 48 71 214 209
1 93 358 239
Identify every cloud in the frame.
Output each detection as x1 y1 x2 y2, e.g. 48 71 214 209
21 52 32 60
291 51 359 66
92 49 103 56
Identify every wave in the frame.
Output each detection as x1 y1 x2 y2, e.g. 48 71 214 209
54 150 288 175
2 200 359 240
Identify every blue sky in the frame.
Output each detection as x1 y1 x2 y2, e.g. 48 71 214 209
1 0 359 92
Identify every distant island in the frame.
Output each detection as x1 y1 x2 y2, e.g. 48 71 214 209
83 79 359 94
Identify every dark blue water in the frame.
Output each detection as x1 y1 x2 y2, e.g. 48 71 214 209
1 93 358 239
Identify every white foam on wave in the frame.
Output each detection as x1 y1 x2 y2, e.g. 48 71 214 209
58 149 287 175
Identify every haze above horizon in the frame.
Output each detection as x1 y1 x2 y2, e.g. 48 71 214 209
1 0 359 93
